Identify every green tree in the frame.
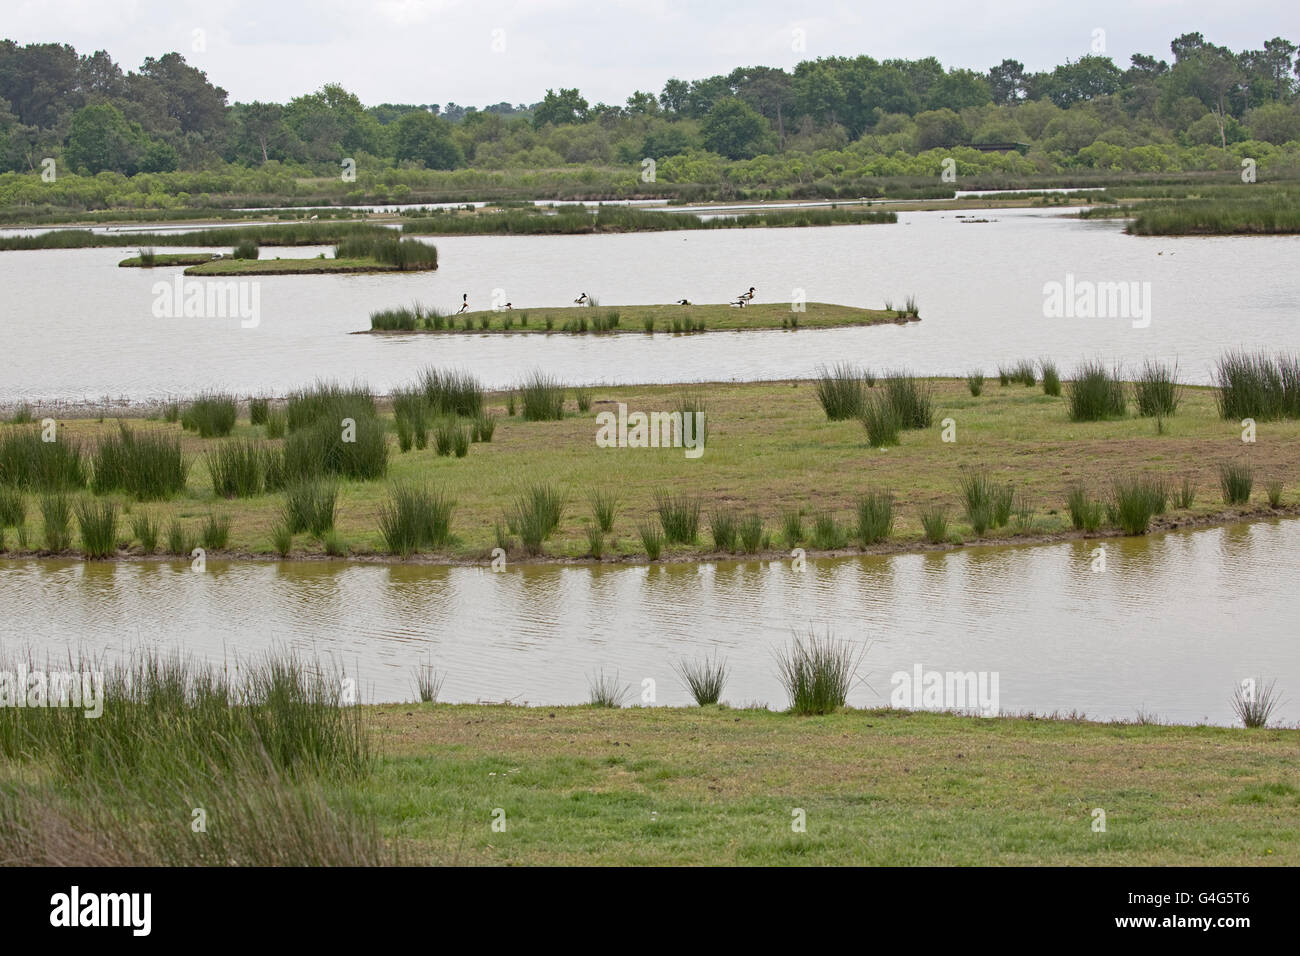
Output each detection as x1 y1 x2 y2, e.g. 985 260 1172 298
65 102 142 173
700 98 769 159
532 88 589 127
393 110 464 169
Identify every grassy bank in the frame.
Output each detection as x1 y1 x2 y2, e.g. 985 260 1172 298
366 302 912 334
0 221 395 251
1 369 1297 564
1 644 1293 866
118 252 222 267
184 256 434 275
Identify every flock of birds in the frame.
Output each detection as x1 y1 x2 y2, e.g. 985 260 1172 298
452 287 757 314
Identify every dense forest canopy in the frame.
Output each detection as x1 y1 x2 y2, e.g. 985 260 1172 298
1 33 1298 194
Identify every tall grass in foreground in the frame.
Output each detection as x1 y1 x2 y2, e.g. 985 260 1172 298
418 367 485 418
286 380 376 432
518 370 566 421
957 467 1012 534
655 492 700 543
1265 479 1284 508
1067 361 1127 421
587 670 631 708
1213 350 1300 421
378 483 455 556
1230 678 1280 728
673 654 728 705
1134 359 1182 417
814 363 867 420
181 392 237 438
637 522 664 560
207 440 275 498
283 415 388 481
92 425 189 500
709 510 738 552
774 630 863 715
508 483 566 555
130 511 159 553
810 511 848 549
1219 461 1253 505
75 498 118 558
0 486 26 527
0 648 381 866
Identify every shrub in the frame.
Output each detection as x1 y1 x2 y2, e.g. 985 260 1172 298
1066 361 1126 421
774 629 862 715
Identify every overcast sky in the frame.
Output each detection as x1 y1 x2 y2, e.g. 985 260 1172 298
6 0 1298 107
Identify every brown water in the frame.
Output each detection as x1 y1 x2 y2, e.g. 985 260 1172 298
3 207 1298 403
2 519 1296 725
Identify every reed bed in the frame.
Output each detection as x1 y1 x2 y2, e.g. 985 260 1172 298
0 428 87 491
92 424 189 500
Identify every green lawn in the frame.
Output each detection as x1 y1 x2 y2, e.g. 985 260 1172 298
364 705 1299 865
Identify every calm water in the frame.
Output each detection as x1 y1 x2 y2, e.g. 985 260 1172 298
3 207 1298 403
2 520 1296 725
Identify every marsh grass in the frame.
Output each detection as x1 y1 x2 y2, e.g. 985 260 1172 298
1066 485 1104 532
165 518 194 556
1110 476 1160 534
738 513 766 553
1219 461 1253 505
957 467 1012 532
814 363 866 420
854 492 894 546
1067 361 1127 421
674 392 709 448
509 483 566 555
232 238 259 260
181 392 237 438
200 513 231 549
584 525 604 558
92 425 188 500
709 510 738 552
264 410 287 439
880 371 934 429
810 511 848 550
1265 479 1284 508
207 440 272 498
1134 359 1182 417
1214 350 1300 421
587 669 631 708
470 414 496 443
248 397 270 425
334 235 437 270
637 522 664 560
0 486 25 527
283 415 388 482
920 506 949 543
418 368 484 418
40 493 72 551
378 483 455 555
1231 678 1280 728
284 481 337 536
966 371 984 397
75 498 118 558
574 388 593 412
130 512 159 553
588 488 617 533
0 428 86 491
860 393 902 447
782 509 804 544
1176 477 1197 510
1039 359 1061 396
673 654 728 705
413 663 445 704
775 630 863 715
518 371 566 421
655 492 700 543
1010 359 1037 387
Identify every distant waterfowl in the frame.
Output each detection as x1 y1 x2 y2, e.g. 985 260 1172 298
675 299 690 305
574 292 590 305
456 293 469 314
503 302 513 310
736 286 756 302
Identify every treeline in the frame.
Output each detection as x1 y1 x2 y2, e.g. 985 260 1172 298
1 32 1299 197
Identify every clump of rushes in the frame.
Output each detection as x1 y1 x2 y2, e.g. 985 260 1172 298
282 415 388 482
1265 479 1284 508
131 511 159 553
1134 359 1182 417
997 365 1010 387
8 403 34 424
451 424 469 458
321 530 347 556
638 522 664 560
957 466 999 532
854 492 894 546
136 246 156 267
880 371 934 429
518 370 566 421
470 413 496 442
232 238 259 260
412 663 445 704
585 525 604 558
782 509 803 544
588 488 617 533
164 518 193 555
509 483 566 556
674 392 709 448
1039 359 1061 396
506 393 517 416
0 428 87 491
966 371 984 396
1231 677 1279 728
587 670 630 708
990 482 1015 527
40 493 72 551
920 506 949 543
1213 350 1300 421
775 629 863 715
162 402 180 423
738 513 766 553
271 523 293 557
207 440 271 498
92 424 189 501
860 393 902 447
673 653 728 705
378 483 455 556
75 498 118 559
1065 485 1104 532
642 316 654 333
1110 476 1159 535
200 513 230 550
814 363 866 420
283 481 336 536
710 510 738 552
810 511 848 549
418 367 484 418
1176 477 1196 509
1067 360 1127 421
264 410 287 439
1011 359 1036 387
1219 461 1253 505
574 388 592 412
181 392 238 438
433 419 456 457
655 492 700 544
248 397 270 426
0 487 25 527
285 380 375 433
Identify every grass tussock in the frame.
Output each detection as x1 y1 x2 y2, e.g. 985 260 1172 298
1134 359 1182 418
673 653 728 705
0 428 87 491
92 424 189 500
854 492 894 546
774 629 863 715
814 363 867 421
508 483 566 556
1219 461 1253 505
1067 361 1127 422
518 370 566 422
1213 350 1300 421
181 392 237 438
655 492 700 544
75 498 118 559
378 483 455 556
